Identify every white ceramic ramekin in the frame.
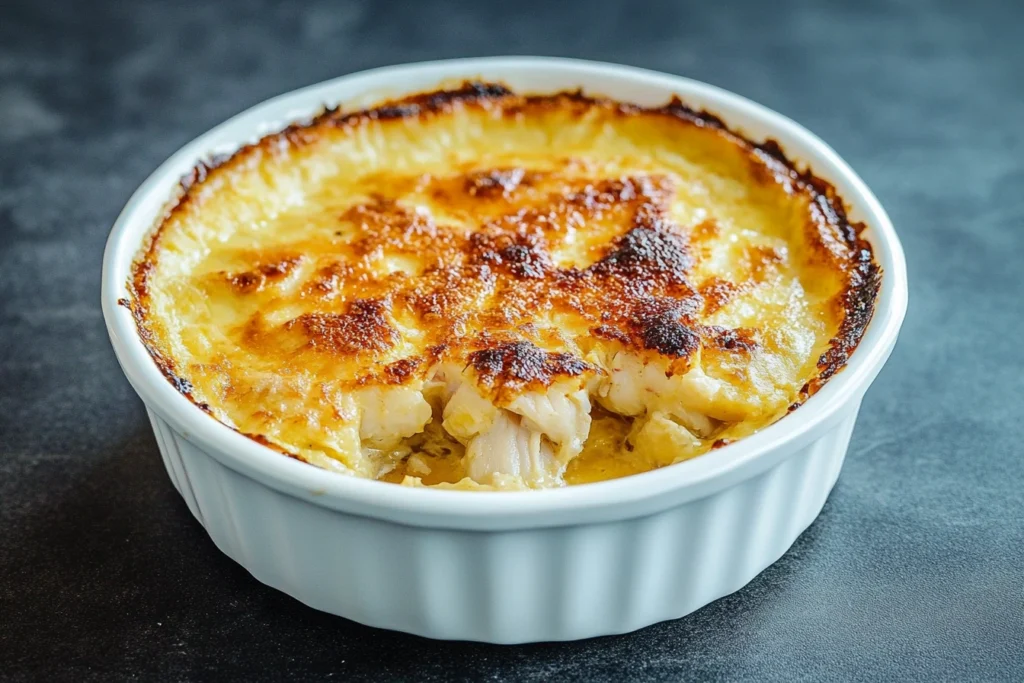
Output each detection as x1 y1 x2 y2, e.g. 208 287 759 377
101 57 908 643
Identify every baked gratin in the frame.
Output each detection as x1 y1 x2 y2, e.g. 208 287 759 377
125 83 880 490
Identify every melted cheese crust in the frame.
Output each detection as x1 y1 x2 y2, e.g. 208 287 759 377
128 83 880 489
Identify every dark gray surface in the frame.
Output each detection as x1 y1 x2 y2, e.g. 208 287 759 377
1 0 1022 680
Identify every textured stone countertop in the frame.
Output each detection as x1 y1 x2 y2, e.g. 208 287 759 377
1 0 1022 680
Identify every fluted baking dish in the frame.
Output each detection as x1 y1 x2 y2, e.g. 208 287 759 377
101 57 908 643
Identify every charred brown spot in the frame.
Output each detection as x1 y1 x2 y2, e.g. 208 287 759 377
690 218 719 242
287 299 397 355
502 243 548 279
813 248 882 388
638 321 699 359
469 341 591 392
168 155 233 217
698 277 739 315
589 207 693 288
132 259 155 303
745 245 786 281
701 326 758 353
178 155 229 194
168 372 194 395
307 261 355 297
230 271 262 292
368 82 513 121
227 256 302 293
425 344 449 361
466 167 528 197
383 357 423 384
563 176 670 213
754 139 790 166
590 325 630 344
343 82 516 123
468 228 550 279
663 96 728 130
628 300 701 359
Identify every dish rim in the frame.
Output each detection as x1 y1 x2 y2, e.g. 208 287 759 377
101 56 908 529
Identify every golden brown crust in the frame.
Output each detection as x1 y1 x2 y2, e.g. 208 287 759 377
809 246 882 392
747 139 883 397
287 299 399 356
125 81 881 459
468 341 594 400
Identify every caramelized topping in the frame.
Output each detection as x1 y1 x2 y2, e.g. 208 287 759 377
124 82 880 487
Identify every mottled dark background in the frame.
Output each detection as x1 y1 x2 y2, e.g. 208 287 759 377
1 0 1022 681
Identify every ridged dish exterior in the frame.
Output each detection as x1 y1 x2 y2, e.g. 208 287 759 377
146 401 860 643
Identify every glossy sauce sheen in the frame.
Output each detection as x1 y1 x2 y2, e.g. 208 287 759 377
126 83 880 489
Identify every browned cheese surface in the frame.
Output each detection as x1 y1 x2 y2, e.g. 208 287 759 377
127 84 879 489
